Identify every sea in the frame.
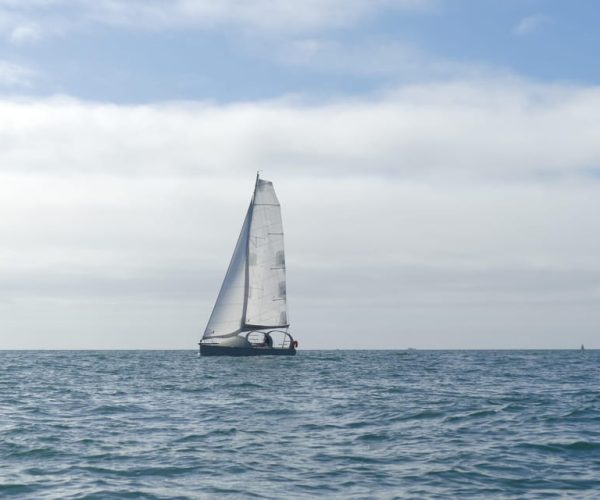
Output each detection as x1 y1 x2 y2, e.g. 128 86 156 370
1 350 599 499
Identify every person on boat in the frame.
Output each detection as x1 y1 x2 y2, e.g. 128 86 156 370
264 333 273 348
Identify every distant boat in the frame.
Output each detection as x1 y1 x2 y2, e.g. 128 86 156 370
199 174 297 356
581 344 585 351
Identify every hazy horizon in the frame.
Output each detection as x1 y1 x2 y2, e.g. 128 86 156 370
0 348 595 351
1 1 599 349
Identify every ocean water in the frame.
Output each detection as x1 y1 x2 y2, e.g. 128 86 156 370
1 350 599 499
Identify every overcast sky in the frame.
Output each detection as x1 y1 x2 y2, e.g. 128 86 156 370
1 0 599 349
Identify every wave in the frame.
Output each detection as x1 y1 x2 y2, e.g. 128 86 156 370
2 349 600 498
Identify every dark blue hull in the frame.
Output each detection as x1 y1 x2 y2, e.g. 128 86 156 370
200 344 296 356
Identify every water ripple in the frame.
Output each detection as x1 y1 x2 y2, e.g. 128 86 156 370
1 350 600 498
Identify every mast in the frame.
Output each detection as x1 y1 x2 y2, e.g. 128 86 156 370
241 172 260 326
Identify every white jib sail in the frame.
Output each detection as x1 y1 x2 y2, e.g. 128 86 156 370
202 176 288 340
245 179 288 329
203 206 251 338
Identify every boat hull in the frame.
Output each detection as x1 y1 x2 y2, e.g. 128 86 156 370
200 344 296 356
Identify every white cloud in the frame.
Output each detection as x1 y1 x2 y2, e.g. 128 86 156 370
93 0 434 31
2 79 599 179
0 60 36 87
0 78 599 348
513 14 551 35
277 38 497 80
0 0 434 42
9 22 43 44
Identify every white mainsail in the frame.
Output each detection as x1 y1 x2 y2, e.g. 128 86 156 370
245 179 288 329
203 176 288 339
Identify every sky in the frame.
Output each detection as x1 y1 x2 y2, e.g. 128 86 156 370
1 0 599 349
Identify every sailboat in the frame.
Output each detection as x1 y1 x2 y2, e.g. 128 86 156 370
199 174 297 356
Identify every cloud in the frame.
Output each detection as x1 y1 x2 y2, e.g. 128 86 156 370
1 173 599 349
104 0 434 31
1 79 599 179
9 22 43 44
513 14 552 35
1 77 599 348
0 60 37 87
277 38 497 80
0 0 434 42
